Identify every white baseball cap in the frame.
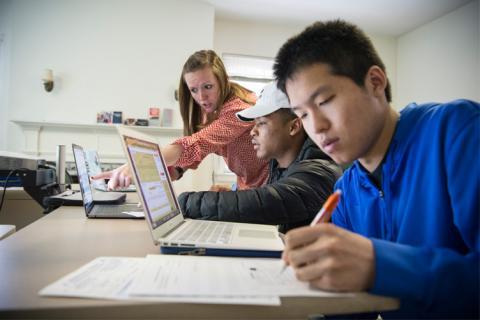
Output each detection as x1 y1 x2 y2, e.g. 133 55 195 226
236 82 290 122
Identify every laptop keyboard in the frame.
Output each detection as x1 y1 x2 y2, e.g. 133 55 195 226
171 221 234 244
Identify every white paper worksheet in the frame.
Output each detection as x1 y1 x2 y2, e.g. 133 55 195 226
38 256 281 305
128 255 353 298
39 257 144 300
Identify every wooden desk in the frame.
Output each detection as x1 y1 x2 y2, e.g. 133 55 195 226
0 194 399 319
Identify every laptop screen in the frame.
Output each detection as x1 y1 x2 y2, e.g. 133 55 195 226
123 136 181 229
84 150 108 191
72 144 94 214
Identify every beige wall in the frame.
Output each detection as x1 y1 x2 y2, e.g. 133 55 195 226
214 19 398 107
215 1 480 111
0 0 12 151
396 0 479 107
214 19 304 58
0 0 216 193
4 0 214 141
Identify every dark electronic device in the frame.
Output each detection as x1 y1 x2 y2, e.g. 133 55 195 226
0 153 58 212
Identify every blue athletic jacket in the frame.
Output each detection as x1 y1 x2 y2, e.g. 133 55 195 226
332 99 479 318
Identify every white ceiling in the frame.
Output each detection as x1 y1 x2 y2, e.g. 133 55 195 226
204 0 472 36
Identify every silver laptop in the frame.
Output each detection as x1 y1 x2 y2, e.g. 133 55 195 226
72 144 144 219
118 127 284 257
84 149 136 193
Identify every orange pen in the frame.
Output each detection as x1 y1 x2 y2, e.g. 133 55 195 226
280 190 342 274
310 190 342 226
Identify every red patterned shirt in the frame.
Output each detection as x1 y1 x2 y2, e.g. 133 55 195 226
172 96 269 190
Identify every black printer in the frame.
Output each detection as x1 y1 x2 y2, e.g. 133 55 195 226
0 152 57 212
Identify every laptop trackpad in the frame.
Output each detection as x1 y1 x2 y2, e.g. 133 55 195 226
238 229 276 239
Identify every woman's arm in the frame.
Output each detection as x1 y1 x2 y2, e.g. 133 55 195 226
173 98 253 169
162 144 184 166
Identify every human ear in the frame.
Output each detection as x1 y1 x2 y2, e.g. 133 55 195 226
289 117 303 136
365 66 387 98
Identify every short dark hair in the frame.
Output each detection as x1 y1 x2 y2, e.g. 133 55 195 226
274 108 307 139
276 108 297 122
274 20 392 102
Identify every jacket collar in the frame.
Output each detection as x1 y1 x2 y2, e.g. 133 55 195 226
354 103 419 188
270 137 329 170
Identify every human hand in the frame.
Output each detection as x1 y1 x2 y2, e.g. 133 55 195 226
167 166 182 181
91 163 131 190
283 223 375 292
209 184 232 192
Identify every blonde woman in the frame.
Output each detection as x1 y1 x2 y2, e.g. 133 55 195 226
93 50 268 190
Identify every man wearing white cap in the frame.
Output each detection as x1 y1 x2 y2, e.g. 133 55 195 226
178 82 341 233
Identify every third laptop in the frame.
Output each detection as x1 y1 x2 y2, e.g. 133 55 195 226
72 143 144 219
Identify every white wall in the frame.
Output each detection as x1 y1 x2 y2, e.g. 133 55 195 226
6 0 213 144
214 19 304 58
0 0 13 151
216 1 480 110
396 0 479 107
368 35 397 108
2 0 216 192
214 19 398 107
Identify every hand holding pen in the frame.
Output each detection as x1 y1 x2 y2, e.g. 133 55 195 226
280 190 342 273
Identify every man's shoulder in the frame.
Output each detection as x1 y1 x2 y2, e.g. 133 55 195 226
287 158 342 179
435 99 480 125
401 99 479 124
396 99 479 142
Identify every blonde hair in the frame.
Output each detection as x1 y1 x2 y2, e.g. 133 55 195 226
178 50 255 136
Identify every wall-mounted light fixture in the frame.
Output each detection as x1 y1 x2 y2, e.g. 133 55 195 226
42 69 54 92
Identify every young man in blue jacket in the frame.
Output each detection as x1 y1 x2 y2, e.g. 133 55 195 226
275 20 479 318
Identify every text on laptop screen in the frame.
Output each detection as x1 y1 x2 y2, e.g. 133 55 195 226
72 145 94 212
124 136 180 228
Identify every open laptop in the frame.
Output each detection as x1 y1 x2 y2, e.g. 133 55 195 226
84 149 136 193
72 144 144 219
118 126 284 257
